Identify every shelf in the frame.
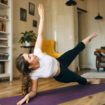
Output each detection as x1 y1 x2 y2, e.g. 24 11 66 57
0 73 10 78
0 17 9 22
0 45 9 48
0 38 8 40
0 31 9 35
0 60 8 62
0 3 9 9
0 0 12 82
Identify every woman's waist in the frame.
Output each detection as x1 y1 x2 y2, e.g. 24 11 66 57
54 61 61 77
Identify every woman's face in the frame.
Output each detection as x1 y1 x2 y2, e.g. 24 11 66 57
23 53 39 69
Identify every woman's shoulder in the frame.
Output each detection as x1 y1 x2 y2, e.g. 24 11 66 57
34 47 44 57
34 47 42 53
30 71 39 80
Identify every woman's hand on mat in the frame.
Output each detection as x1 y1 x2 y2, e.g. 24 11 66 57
38 3 44 19
17 95 30 105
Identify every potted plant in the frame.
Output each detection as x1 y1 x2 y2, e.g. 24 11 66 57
19 30 37 46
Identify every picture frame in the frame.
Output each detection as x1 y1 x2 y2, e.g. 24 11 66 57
33 20 37 27
29 2 35 16
20 8 27 22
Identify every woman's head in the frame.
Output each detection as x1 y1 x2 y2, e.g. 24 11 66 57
16 53 31 74
16 53 39 74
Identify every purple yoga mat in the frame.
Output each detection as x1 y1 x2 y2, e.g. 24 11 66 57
0 84 105 105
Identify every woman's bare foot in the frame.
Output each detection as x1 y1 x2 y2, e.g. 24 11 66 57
87 78 101 84
88 33 97 42
82 33 98 46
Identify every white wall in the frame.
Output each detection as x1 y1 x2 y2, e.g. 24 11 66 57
79 0 105 69
43 0 77 71
43 0 74 52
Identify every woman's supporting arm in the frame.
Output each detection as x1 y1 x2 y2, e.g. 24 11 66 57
17 79 38 105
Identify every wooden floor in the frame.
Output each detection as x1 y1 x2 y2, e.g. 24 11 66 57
0 70 105 105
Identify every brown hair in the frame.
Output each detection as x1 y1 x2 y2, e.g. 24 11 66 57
16 54 32 96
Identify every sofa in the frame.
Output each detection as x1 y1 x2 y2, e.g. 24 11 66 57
94 48 105 71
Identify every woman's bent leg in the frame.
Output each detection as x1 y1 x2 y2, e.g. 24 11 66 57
54 64 88 85
54 64 101 85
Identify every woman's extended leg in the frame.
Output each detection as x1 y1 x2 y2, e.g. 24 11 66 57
57 33 97 67
57 42 85 67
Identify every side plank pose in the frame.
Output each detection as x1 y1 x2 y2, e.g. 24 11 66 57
16 4 101 105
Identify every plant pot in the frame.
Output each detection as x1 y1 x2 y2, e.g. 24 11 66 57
25 41 30 46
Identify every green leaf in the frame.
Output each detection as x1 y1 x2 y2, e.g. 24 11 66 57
19 30 37 44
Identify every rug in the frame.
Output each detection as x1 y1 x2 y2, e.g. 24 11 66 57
81 72 105 78
0 84 105 105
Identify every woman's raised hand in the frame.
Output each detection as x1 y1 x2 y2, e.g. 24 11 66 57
38 4 44 19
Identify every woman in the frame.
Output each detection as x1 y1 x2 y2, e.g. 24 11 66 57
16 4 100 105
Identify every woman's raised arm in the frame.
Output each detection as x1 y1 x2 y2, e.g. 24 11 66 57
35 4 44 49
